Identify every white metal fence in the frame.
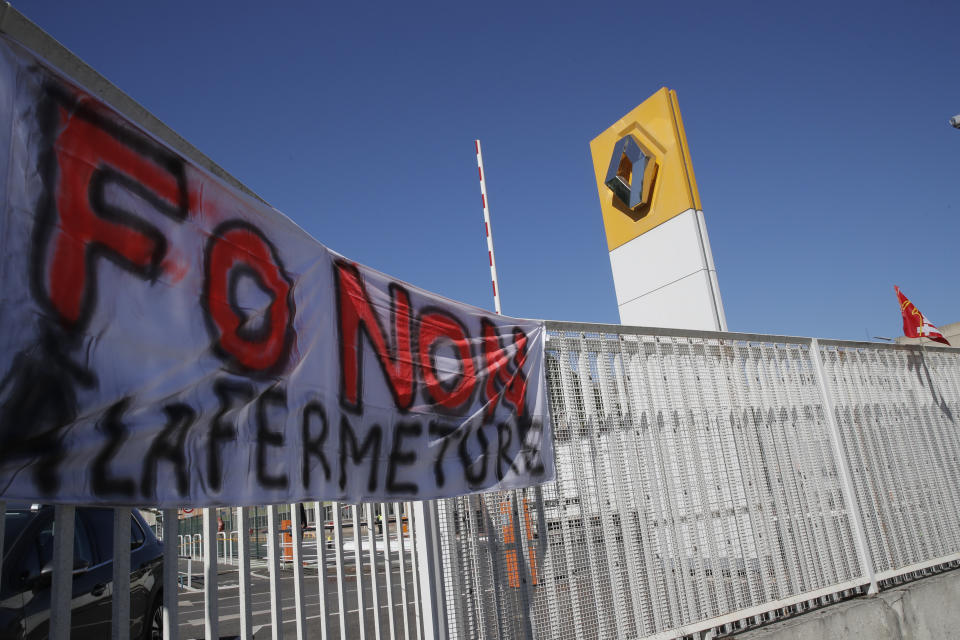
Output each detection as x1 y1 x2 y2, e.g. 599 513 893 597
432 322 960 640
0 501 429 640
4 322 960 639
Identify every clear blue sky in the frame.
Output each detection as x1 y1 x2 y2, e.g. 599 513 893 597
13 1 960 341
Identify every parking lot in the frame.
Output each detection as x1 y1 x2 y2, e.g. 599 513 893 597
176 545 419 639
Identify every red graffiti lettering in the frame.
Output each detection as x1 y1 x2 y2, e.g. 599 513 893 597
418 311 476 410
483 321 528 420
46 102 188 328
204 222 294 373
335 261 415 411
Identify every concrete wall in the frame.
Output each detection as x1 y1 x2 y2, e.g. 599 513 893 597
737 570 960 640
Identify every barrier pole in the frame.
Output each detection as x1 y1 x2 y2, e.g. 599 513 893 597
475 139 503 315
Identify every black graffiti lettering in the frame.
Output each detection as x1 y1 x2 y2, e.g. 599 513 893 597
0 327 95 495
517 416 546 475
387 422 421 494
339 416 382 493
496 422 519 481
210 379 254 493
428 421 458 488
256 386 289 490
458 423 490 488
91 398 136 498
141 403 195 498
302 401 330 488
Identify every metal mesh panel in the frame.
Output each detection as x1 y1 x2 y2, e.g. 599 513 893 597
436 324 868 640
819 342 960 580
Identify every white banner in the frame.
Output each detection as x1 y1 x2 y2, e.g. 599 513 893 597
0 35 553 506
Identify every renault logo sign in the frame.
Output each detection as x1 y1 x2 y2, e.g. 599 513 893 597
590 88 701 251
604 134 658 211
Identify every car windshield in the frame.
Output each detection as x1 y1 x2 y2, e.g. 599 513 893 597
3 510 34 556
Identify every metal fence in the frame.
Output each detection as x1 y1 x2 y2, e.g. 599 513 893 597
432 321 960 640
4 322 960 640
818 341 960 580
0 500 429 640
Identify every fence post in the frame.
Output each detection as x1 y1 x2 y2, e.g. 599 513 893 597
351 505 367 640
810 338 878 594
267 504 285 640
203 508 219 639
332 502 348 640
50 504 75 640
406 502 423 640
162 508 179 640
396 503 411 640
0 500 5 589
112 507 132 640
412 499 447 640
381 502 398 640
314 501 332 640
291 503 307 640
238 506 253 640
365 503 382 639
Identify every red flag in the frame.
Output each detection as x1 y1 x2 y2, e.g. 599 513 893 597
895 286 950 345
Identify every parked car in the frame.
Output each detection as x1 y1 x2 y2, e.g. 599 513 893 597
0 505 163 639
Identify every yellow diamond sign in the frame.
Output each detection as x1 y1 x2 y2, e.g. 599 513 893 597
590 87 702 251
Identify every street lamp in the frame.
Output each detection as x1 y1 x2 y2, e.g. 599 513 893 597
951 114 960 129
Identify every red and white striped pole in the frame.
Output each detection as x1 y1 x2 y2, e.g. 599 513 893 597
475 139 502 315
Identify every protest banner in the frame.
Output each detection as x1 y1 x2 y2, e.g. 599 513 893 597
0 34 553 506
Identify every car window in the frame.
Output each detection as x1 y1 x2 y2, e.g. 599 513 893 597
130 517 145 549
31 519 54 578
80 508 145 560
3 510 33 555
15 528 41 583
17 511 94 582
80 508 114 563
73 513 94 568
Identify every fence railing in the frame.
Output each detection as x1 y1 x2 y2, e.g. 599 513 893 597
432 322 960 640
4 322 960 639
